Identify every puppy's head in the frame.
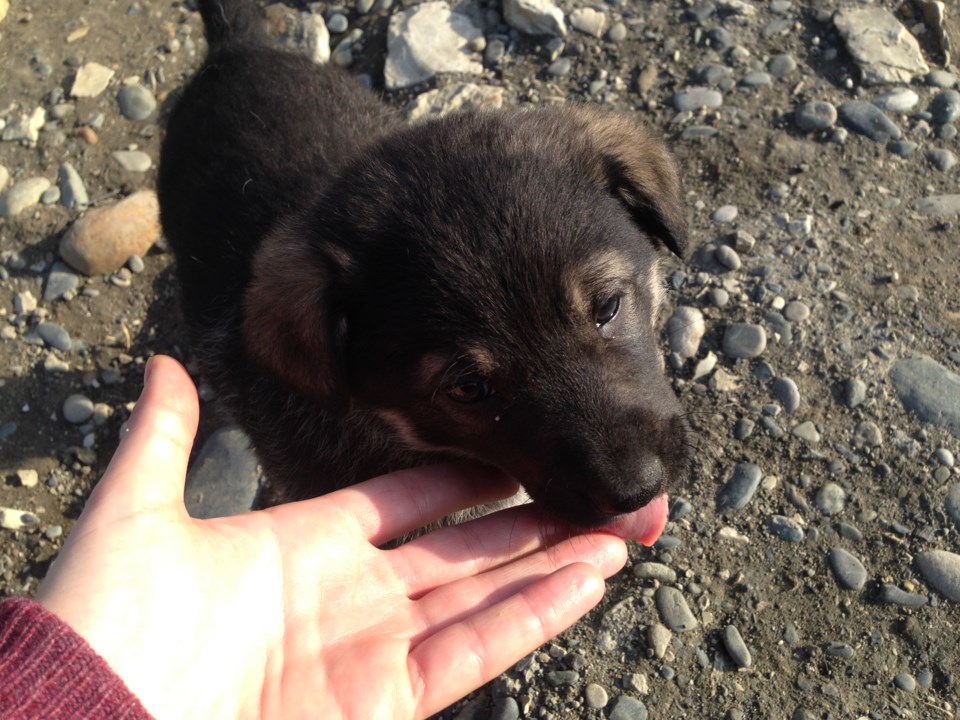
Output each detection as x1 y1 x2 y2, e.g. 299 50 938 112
244 106 692 533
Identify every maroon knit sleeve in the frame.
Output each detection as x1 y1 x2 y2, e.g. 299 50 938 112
0 596 153 719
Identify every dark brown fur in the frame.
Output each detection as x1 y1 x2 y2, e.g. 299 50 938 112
159 0 693 529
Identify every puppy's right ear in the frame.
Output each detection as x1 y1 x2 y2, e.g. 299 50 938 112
242 228 346 405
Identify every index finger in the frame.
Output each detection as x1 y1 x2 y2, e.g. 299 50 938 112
330 462 520 545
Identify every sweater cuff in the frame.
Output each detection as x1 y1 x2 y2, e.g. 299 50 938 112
0 596 152 719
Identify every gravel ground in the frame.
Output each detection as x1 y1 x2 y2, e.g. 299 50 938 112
2 0 960 718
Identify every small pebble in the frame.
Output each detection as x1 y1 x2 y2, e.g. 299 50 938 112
0 507 41 531
853 421 882 448
674 87 723 112
783 300 809 323
722 625 751 668
547 58 571 77
894 673 916 692
723 323 766 358
711 204 738 223
609 696 648 720
647 623 671 659
795 101 837 132
666 306 705 359
926 148 957 172
127 255 145 273
15 469 39 488
828 547 867 590
327 13 348 33
63 394 95 424
716 462 762 512
654 586 698 632
815 482 846 515
933 448 954 467
945 484 960 530
715 245 741 271
0 177 51 217
772 377 800 415
845 378 867 408
838 101 901 142
117 84 157 120
112 150 153 173
37 322 72 352
607 21 627 43
44 525 63 540
58 162 88 210
767 515 804 542
709 288 729 307
584 683 609 709
878 584 927 607
633 562 677 583
873 87 919 114
824 642 854 659
930 89 960 124
791 421 820 444
767 54 796 77
546 670 579 687
40 186 61 205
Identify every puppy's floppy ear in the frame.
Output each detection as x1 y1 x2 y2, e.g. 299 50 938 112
566 106 688 259
242 224 346 405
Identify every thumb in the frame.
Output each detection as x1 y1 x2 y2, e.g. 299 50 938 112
85 355 200 515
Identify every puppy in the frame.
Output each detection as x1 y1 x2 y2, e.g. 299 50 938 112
158 0 692 540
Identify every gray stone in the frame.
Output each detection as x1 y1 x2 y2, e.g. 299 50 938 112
546 57 571 76
838 101 901 143
795 101 837 132
915 550 960 601
926 148 957 172
815 483 846 515
655 586 698 632
894 673 916 692
722 625 752 668
933 448 955 467
767 54 796 78
739 71 771 88
845 378 867 408
833 9 929 85
930 89 960 124
878 584 928 607
873 87 919 114
384 2 483 89
327 13 348 33
711 204 738 223
610 696 648 720
117 84 157 120
828 547 867 590
58 162 88 211
915 195 960 217
946 485 960 530
853 421 883 448
546 670 579 687
715 245 741 270
691 63 730 85
14 291 37 315
37 322 72 351
890 356 960 437
607 21 627 43
1 107 46 145
717 462 762 512
405 83 505 123
111 150 153 173
502 0 565 37
674 87 723 112
633 562 677 583
62 394 94 424
723 323 766 358
0 177 51 217
647 622 671 658
767 515 804 542
772 377 800 415
888 140 918 157
783 301 809 323
185 427 261 518
40 186 61 205
825 642 855 659
70 62 115 97
44 262 80 302
666 306 705 359
569 7 606 37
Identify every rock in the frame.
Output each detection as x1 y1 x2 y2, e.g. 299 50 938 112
117 84 157 120
833 9 929 85
607 21 627 43
584 683 609 709
791 421 820 443
894 673 917 692
845 378 867 408
546 670 579 687
546 57 571 77
815 483 846 515
15 469 39 488
930 89 960 124
41 186 61 205
915 195 960 217
873 87 919 114
0 165 8 191
926 148 957 172
915 550 960 601
767 515 804 542
14 291 37 315
1 106 46 145
715 245 741 270
673 87 723 112
829 547 867 590
716 463 762 512
768 54 796 77
0 507 41 531
711 205 738 223
502 0 565 37
666 306 705 359
0 177 51 217
57 162 88 211
878 584 927 607
36 322 72 351
890 356 960 437
722 625 752 668
62 394 94 424
773 377 800 414
795 101 837 132
70 62 115 97
59 190 161 275
405 83 505 122
384 2 483 90
491 696 519 720
838 101 901 143
44 262 80 302
184 427 261 518
0 0 7 23
647 623 671 658
633 562 677 583
655 586 698 632
723 323 766 358
609 696 648 720
946 484 960 530
301 13 331 64
111 150 153 172
569 8 606 37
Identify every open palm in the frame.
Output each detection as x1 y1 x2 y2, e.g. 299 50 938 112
37 356 628 720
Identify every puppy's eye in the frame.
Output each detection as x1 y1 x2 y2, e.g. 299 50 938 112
446 376 495 404
595 293 622 327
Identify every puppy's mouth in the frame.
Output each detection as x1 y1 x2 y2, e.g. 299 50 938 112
594 493 669 546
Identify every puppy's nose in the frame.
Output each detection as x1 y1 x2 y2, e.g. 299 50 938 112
591 456 664 514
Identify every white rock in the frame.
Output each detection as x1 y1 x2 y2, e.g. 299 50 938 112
0 507 41 531
834 9 929 86
0 165 8 191
0 177 51 217
502 0 566 37
405 83 506 122
0 0 8 23
384 2 483 90
873 87 919 114
112 150 153 173
70 62 115 98
14 290 37 315
569 7 607 37
302 13 331 64
1 107 46 145
666 306 706 359
16 469 39 488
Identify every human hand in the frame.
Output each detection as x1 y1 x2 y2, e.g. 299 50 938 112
36 355 628 720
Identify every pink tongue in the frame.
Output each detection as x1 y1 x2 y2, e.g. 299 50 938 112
597 493 669 546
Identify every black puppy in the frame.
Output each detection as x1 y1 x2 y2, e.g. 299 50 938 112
159 0 692 538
